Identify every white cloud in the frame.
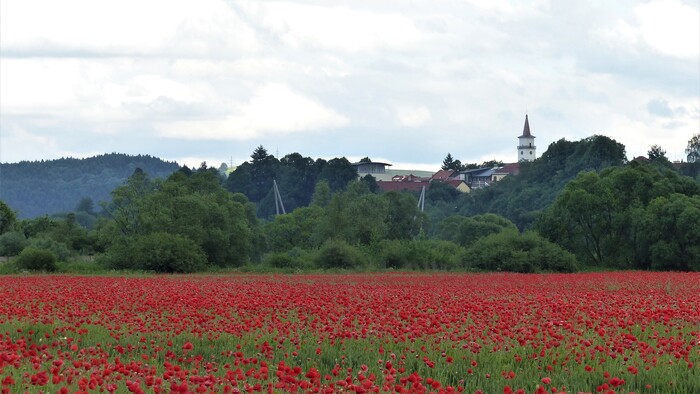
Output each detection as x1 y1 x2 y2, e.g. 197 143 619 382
157 84 348 140
253 2 424 52
103 75 203 107
0 59 79 110
395 104 432 127
0 0 259 56
0 124 96 163
635 0 699 58
0 0 696 167
597 0 699 58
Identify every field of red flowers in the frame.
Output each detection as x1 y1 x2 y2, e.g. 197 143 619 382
0 272 698 393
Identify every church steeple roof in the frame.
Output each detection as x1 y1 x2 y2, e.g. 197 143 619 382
519 114 534 138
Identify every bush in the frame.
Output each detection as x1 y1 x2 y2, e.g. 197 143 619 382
138 233 208 273
98 238 140 271
411 240 463 270
27 237 72 261
15 248 58 272
375 240 410 269
315 239 367 269
56 258 106 274
376 240 463 270
0 231 28 256
101 233 208 273
462 230 577 273
262 248 313 270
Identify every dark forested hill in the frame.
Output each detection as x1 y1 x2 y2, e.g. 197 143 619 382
0 153 179 218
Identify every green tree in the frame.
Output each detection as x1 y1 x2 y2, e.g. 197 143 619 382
644 194 700 271
648 145 667 162
317 183 389 245
101 169 153 237
142 171 255 267
0 200 16 235
538 162 700 268
442 153 456 171
311 181 332 207
100 168 258 269
0 231 27 256
19 216 59 239
249 145 278 202
383 191 424 240
687 133 700 163
360 174 380 194
318 158 357 192
225 162 254 198
264 206 324 252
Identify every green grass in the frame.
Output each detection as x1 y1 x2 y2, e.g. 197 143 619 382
1 318 697 393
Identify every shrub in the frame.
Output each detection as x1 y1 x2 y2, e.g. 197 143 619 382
101 233 208 273
376 240 411 269
137 233 208 273
374 239 464 270
15 248 58 272
0 231 28 256
315 239 367 270
462 230 577 273
27 237 72 261
98 238 140 271
263 248 313 270
411 240 463 270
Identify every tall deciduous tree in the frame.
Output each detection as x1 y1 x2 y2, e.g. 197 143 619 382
687 133 700 163
383 191 424 240
249 145 278 202
318 158 357 192
537 162 700 268
644 194 700 271
102 169 153 237
100 168 258 269
0 200 16 235
648 145 667 161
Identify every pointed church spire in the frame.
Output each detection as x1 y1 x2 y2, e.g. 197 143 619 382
521 114 532 137
517 114 536 162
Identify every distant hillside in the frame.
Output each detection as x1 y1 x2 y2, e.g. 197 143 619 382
0 153 180 218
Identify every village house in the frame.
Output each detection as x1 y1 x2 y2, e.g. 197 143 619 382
362 115 535 193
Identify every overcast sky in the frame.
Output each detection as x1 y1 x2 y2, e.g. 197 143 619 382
1 0 698 170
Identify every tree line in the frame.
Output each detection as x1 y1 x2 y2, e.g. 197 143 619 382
0 134 698 273
0 153 179 218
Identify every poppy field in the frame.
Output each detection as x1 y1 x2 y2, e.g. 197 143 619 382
0 272 698 393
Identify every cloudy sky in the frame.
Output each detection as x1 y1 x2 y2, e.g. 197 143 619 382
1 0 698 170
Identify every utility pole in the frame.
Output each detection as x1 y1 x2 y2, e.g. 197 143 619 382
417 185 426 212
273 179 286 215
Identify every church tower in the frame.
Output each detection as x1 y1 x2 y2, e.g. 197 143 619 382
517 114 536 162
